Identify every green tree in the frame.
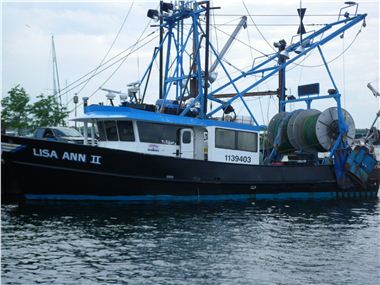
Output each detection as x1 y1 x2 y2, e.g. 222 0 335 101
1 85 31 134
30 94 69 128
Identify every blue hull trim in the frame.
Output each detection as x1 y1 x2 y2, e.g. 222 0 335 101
25 192 342 201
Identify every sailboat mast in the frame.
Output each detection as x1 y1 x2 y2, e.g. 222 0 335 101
52 36 57 98
51 35 62 106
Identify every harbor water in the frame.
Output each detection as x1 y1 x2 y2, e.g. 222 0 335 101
1 199 380 284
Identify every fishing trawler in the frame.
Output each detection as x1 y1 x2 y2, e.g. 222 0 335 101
2 1 379 201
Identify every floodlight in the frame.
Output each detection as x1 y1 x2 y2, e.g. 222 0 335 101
295 45 304 54
161 2 174 13
208 72 218 83
279 50 290 60
147 9 160 21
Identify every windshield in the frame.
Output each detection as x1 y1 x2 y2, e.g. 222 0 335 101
54 128 83 137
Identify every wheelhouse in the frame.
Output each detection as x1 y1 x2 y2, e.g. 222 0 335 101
74 104 261 165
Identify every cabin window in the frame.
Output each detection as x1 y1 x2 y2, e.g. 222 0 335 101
137 122 178 145
215 128 258 152
237 131 257 152
215 128 235 150
104 121 118 141
97 121 107 141
182 131 191 144
117 121 135 141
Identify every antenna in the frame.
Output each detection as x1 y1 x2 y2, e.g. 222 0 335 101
297 1 306 43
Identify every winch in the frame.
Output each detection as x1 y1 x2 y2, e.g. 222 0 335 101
268 107 356 153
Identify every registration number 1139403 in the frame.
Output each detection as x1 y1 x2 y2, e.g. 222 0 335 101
225 154 251 163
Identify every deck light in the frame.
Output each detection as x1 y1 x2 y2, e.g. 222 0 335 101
82 97 89 107
208 71 218 83
161 2 174 13
222 104 234 114
295 38 311 54
147 9 160 21
279 50 290 60
274 39 289 60
295 46 304 54
273 39 287 49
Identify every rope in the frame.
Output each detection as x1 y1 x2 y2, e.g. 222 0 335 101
69 26 157 112
211 0 220 56
63 31 158 106
204 20 270 58
72 1 135 99
342 36 346 109
290 27 362 68
241 0 276 53
70 39 155 112
59 30 157 102
245 25 265 124
246 24 255 63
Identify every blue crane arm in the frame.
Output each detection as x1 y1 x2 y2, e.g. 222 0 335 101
205 14 367 118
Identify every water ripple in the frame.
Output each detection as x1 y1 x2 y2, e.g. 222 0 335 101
2 200 380 284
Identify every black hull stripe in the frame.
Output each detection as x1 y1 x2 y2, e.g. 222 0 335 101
14 160 337 186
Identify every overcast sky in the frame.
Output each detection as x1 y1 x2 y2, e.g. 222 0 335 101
2 0 379 128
